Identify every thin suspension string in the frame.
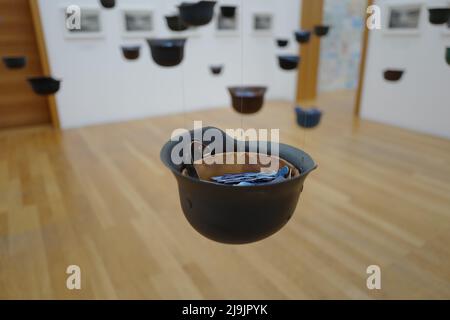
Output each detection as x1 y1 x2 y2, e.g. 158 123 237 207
180 40 187 129
299 44 306 165
301 14 311 165
302 106 306 165
239 0 244 130
300 66 306 162
301 83 306 167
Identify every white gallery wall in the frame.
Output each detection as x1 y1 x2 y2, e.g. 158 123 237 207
38 0 302 129
360 0 450 139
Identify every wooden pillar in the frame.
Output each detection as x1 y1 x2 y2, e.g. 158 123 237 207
354 0 373 116
29 0 60 129
296 0 324 103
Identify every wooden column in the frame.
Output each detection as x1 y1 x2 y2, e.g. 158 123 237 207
29 0 60 129
354 0 373 116
296 0 324 103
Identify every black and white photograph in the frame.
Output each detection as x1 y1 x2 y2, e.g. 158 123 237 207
216 9 239 36
217 14 237 31
253 13 273 31
121 9 154 37
387 5 421 29
64 7 103 38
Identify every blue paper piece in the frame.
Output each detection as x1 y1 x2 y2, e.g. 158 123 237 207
212 166 290 186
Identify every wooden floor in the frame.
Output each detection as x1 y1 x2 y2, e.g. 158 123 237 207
1 90 450 299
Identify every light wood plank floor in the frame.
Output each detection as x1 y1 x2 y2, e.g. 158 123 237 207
1 90 450 299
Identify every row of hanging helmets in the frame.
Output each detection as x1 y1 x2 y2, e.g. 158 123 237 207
277 26 330 71
278 27 329 129
383 6 450 82
1 0 330 153
1 55 61 95
103 0 330 118
3 3 450 94
1 0 330 118
119 1 218 67
2 0 77 95
226 25 330 117
0 0 328 152
112 1 330 122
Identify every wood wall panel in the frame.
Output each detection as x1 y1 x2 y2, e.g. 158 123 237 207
0 0 51 129
296 0 324 102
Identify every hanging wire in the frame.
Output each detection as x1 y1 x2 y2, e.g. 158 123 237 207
173 4 188 129
240 0 244 130
302 108 306 165
179 27 188 130
299 37 306 166
180 53 187 129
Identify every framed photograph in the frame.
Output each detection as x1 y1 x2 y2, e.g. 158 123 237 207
64 7 104 39
121 8 154 38
252 13 273 35
383 2 422 36
216 10 239 36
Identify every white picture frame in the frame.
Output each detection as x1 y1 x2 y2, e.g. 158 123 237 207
120 8 155 38
252 12 273 36
63 6 104 39
383 2 423 36
216 9 240 37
